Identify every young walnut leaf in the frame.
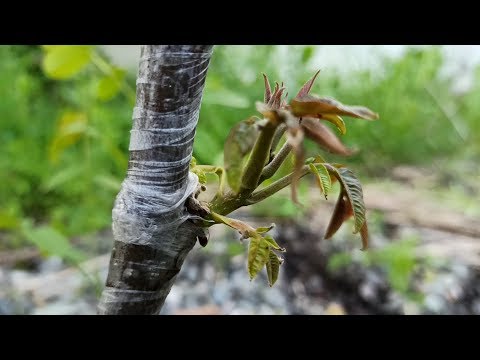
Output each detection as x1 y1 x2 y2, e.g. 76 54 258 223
301 118 354 156
263 73 272 103
248 235 270 280
324 165 369 249
264 235 286 252
224 117 260 192
324 190 350 239
309 163 331 199
360 222 369 251
319 114 347 135
256 224 275 234
266 250 282 287
296 69 321 98
291 94 379 121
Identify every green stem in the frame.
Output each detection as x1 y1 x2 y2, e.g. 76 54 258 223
246 166 311 205
239 121 278 194
270 124 287 154
259 141 292 183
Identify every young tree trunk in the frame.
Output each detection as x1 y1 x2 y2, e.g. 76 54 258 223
97 45 214 315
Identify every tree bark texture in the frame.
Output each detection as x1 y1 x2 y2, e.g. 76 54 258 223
97 45 214 315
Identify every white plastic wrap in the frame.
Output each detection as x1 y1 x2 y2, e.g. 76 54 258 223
98 45 213 315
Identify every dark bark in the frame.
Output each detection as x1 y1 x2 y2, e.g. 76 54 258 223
98 45 214 315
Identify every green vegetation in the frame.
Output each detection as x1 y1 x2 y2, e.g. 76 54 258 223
0 45 478 275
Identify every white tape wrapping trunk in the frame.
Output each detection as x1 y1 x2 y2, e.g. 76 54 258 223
98 45 214 315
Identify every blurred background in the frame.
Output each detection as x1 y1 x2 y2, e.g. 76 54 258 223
1 45 479 315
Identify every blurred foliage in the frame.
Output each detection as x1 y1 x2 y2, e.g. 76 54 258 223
1 45 478 271
328 235 427 302
0 45 134 254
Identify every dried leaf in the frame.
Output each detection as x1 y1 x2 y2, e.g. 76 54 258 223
296 70 321 98
224 117 260 192
291 94 379 120
301 118 353 156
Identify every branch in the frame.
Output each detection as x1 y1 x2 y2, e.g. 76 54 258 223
259 141 292 183
239 121 278 194
246 165 311 205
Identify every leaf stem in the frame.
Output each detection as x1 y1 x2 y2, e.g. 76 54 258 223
246 165 311 205
259 141 292 183
238 121 278 194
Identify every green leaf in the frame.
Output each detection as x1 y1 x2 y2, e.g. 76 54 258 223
42 165 85 191
93 174 122 192
96 68 126 101
224 117 260 192
325 165 368 248
263 235 285 252
22 224 85 264
248 235 270 280
256 224 275 234
266 250 282 287
309 163 331 199
290 94 379 120
211 212 255 238
190 157 197 168
320 114 347 135
42 45 93 80
0 211 20 230
48 111 88 163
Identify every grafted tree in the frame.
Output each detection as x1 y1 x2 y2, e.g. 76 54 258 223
98 45 214 315
98 45 378 315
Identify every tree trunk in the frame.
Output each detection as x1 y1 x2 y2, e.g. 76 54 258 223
97 45 214 315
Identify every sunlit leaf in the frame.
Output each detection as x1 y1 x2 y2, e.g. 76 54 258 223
248 235 270 280
301 118 353 156
320 114 346 135
96 68 126 101
266 250 281 287
296 70 321 98
42 45 93 80
309 163 331 199
326 165 367 237
224 117 260 192
290 94 379 120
